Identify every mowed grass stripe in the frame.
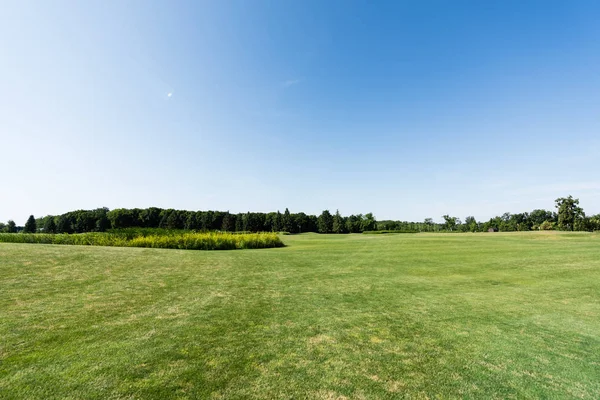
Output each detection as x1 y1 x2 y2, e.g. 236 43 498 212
1 232 599 399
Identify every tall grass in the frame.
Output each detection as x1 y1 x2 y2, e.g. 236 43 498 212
0 232 283 250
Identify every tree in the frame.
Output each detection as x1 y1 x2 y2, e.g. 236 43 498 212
23 215 37 233
282 208 293 233
361 213 377 232
424 218 434 232
464 216 478 232
6 220 17 233
96 209 110 232
43 217 57 234
332 210 345 233
539 220 555 230
55 215 73 233
221 212 236 231
317 210 333 233
442 215 457 231
555 196 584 231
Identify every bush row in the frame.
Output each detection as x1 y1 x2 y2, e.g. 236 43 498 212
0 232 284 250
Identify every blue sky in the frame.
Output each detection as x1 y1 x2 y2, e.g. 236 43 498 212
2 0 599 224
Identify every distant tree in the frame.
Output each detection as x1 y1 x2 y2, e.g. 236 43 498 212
274 211 282 232
464 216 478 232
55 215 71 233
107 208 137 229
43 217 57 234
23 215 37 233
555 196 584 231
424 218 434 232
332 210 345 233
361 213 377 232
139 207 162 228
345 215 361 233
96 214 110 232
442 215 457 231
318 210 333 233
235 213 244 232
0 222 6 232
283 208 293 233
292 212 308 233
529 209 556 226
589 214 600 231
221 212 236 231
6 220 17 233
166 210 183 230
539 220 555 230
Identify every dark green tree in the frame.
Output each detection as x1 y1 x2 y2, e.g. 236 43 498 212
464 216 478 232
6 220 17 233
282 208 293 233
317 210 333 233
442 215 457 231
555 196 584 231
23 215 37 233
275 211 283 232
43 217 57 234
332 210 345 233
221 212 236 231
424 218 435 232
55 215 71 233
361 213 377 232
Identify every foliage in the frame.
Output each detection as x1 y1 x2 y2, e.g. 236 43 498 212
332 210 346 234
6 220 17 233
555 195 585 231
317 210 333 233
539 220 555 230
442 215 458 231
0 231 283 250
6 194 595 236
43 217 57 234
23 215 37 233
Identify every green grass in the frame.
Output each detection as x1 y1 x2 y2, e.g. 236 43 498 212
1 232 599 399
0 231 283 250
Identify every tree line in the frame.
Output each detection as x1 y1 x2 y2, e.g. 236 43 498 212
378 196 599 232
1 195 598 234
0 208 377 234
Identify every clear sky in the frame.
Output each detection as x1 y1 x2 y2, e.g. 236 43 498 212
2 0 599 224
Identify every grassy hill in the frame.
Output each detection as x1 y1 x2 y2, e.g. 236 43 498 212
1 232 599 399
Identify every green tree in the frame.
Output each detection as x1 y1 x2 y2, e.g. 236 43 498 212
317 210 333 233
6 220 17 233
464 216 478 232
361 213 377 232
442 215 457 231
43 217 57 234
424 218 434 232
55 215 72 233
332 210 345 233
23 215 37 233
539 220 555 230
555 196 584 231
282 208 293 233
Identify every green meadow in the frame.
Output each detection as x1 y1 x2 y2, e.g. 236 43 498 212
1 232 599 399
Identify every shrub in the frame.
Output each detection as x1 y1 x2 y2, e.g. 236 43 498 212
0 231 283 251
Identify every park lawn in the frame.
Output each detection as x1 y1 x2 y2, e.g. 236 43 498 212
1 232 599 399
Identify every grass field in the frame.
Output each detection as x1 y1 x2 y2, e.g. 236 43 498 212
1 232 600 399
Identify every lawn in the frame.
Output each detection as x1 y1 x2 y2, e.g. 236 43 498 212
1 232 599 399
